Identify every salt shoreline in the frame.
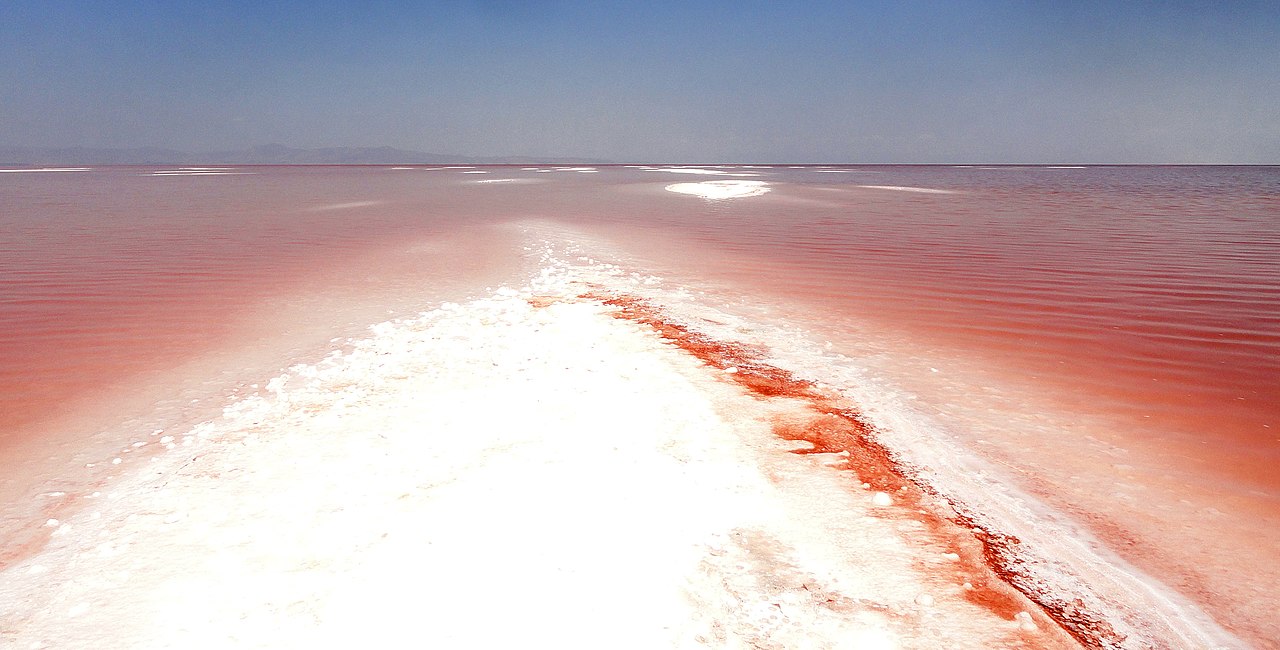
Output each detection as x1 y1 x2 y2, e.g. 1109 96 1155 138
1 262 1078 649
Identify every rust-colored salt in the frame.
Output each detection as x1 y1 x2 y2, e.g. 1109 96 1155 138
587 291 1120 648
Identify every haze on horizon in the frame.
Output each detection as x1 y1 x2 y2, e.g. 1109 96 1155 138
2 1 1277 164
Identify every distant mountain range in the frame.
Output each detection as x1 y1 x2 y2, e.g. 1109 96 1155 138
0 144 610 165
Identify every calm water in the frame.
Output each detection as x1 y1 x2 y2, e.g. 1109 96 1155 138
593 166 1280 487
2 164 1278 644
0 166 518 446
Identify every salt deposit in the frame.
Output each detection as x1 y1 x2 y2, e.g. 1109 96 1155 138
856 185 955 194
0 256 1075 649
665 180 771 199
148 169 253 176
643 167 758 177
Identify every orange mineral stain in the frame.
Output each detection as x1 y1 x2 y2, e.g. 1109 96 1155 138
590 291 1116 648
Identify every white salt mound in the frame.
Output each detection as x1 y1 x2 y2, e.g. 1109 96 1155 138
0 259 1074 649
665 180 770 199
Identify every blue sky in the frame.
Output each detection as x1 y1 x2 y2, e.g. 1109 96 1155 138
2 1 1277 162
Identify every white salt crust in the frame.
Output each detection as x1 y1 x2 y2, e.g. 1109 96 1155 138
0 258 1069 650
665 180 771 200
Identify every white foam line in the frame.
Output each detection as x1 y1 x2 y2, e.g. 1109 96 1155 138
305 201 384 211
645 167 727 175
0 167 92 173
461 170 489 174
665 180 770 200
641 167 759 177
147 171 253 176
150 170 235 174
1044 166 1087 169
856 185 955 195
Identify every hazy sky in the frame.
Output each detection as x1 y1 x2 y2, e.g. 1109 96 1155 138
2 1 1277 163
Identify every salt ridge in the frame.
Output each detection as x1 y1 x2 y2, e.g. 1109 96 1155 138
0 247 1077 649
0 222 1248 649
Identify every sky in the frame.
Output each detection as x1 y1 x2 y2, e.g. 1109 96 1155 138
2 1 1277 163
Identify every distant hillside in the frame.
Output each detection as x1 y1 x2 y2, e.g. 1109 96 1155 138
0 144 610 165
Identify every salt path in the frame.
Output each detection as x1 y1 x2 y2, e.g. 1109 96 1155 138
0 261 1077 649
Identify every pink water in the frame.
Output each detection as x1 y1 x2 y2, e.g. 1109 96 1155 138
605 166 1280 487
2 164 1277 645
0 166 518 446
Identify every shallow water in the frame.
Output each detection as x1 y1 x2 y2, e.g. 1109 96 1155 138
1 164 1277 645
0 166 519 445
597 166 1280 471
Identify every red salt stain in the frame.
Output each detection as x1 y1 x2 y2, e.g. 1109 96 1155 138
525 296 560 309
589 291 1121 649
